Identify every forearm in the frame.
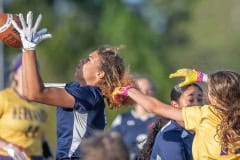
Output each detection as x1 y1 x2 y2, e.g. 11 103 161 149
22 50 44 100
128 88 183 121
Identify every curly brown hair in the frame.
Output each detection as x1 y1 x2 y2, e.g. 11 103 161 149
209 71 240 153
96 45 136 110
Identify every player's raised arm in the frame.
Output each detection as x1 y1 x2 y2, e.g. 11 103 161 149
12 11 74 108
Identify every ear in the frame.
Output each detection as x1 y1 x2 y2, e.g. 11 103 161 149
209 95 218 106
171 100 180 108
97 71 105 79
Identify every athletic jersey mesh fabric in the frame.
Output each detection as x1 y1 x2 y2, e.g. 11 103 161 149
56 82 106 159
150 120 194 160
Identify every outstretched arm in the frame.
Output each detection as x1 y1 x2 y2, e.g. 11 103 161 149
128 88 183 121
13 11 74 108
113 87 183 121
112 68 208 122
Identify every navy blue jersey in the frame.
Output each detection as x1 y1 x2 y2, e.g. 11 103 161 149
111 111 157 159
150 120 194 160
56 82 106 159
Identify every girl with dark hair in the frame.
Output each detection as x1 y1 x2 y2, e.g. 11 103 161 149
113 69 240 159
138 83 204 160
12 11 135 160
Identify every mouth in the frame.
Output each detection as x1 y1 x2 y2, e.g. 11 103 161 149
76 65 81 72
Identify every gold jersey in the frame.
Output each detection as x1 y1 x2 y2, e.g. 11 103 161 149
183 105 240 160
0 88 47 156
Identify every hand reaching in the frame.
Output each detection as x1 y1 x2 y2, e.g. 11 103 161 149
3 143 30 160
112 85 133 103
169 68 208 87
12 11 52 50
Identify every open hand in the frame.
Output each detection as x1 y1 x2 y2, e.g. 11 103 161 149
169 68 205 87
12 11 52 50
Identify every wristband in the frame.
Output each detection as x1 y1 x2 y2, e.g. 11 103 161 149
122 85 133 96
197 71 208 82
202 73 208 82
197 71 203 82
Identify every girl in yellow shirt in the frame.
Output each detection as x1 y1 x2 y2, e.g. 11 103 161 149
0 54 53 160
113 69 240 160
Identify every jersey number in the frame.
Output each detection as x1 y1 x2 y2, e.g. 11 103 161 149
24 125 39 138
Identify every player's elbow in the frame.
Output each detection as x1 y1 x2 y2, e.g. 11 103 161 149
24 93 39 101
23 88 42 101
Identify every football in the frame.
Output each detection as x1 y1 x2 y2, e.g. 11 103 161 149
0 13 22 48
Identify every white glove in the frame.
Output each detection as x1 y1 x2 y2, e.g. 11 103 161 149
12 11 52 50
3 143 29 160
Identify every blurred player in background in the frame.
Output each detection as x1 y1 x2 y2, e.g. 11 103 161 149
0 54 53 160
12 11 135 159
111 77 158 160
81 131 130 160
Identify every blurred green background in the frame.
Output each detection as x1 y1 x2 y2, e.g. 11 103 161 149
2 0 240 157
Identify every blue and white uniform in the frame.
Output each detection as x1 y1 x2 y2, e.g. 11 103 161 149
56 82 106 159
111 110 157 159
150 120 194 160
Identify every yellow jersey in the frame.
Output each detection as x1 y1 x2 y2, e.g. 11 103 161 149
182 105 240 160
0 88 47 156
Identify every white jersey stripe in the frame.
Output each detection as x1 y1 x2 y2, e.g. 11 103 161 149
68 110 88 157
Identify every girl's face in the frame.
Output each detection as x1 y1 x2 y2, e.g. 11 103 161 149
172 86 204 109
75 51 104 85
